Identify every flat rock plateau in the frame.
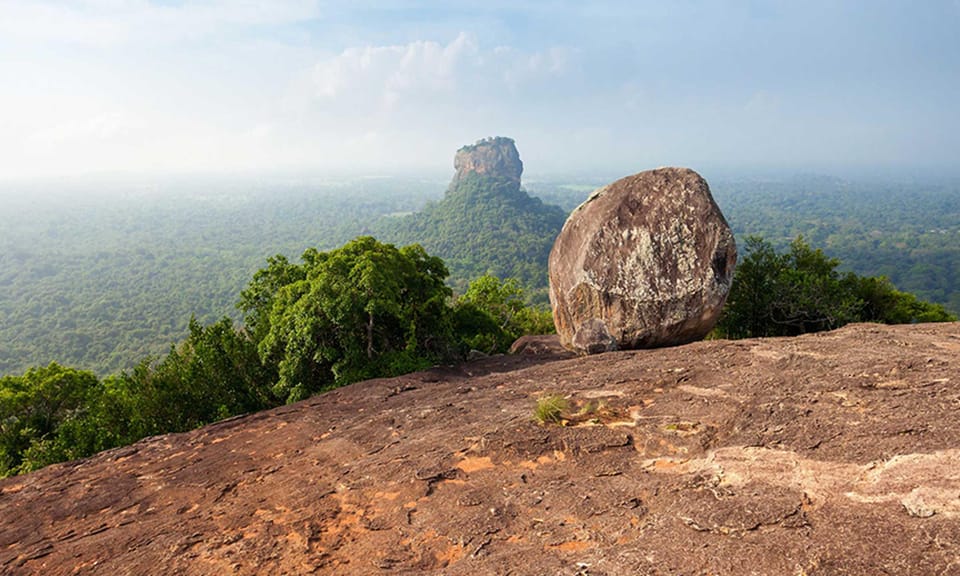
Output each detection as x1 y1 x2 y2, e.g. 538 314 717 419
2 323 960 575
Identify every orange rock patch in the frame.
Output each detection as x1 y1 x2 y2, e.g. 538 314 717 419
456 456 495 473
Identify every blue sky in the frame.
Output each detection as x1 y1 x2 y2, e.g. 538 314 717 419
1 0 958 180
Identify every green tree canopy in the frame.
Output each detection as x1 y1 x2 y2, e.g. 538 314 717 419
0 318 281 478
376 172 567 300
249 237 456 402
0 363 99 475
717 236 955 339
454 274 555 353
112 316 278 437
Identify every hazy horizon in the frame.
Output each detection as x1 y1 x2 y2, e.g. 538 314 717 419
2 1 959 182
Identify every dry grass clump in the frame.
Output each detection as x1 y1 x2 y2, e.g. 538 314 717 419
533 394 625 426
533 394 568 424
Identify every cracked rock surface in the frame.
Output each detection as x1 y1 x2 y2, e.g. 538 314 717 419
2 323 960 575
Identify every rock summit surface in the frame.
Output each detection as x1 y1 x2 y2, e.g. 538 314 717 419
549 167 736 354
2 323 960 575
451 136 523 188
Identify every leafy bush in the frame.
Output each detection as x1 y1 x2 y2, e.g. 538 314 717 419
716 236 955 339
244 237 458 402
0 363 99 475
1 232 954 478
454 274 555 354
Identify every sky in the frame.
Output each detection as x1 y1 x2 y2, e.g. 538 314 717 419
1 0 959 181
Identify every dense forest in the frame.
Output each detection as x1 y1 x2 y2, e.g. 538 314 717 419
2 171 959 377
2 169 957 477
0 232 949 477
376 172 567 298
0 177 443 376
0 240 551 477
712 175 960 314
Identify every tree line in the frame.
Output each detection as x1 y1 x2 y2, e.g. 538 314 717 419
1 233 954 478
376 172 567 302
0 237 551 477
5 174 958 378
714 236 954 338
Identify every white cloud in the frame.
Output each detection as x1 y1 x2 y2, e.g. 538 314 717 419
305 33 572 119
496 45 571 91
0 25 586 179
384 33 477 103
5 2 949 180
266 33 583 173
310 33 480 107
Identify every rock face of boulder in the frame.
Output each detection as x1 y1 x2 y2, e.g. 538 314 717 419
450 136 523 188
549 167 736 353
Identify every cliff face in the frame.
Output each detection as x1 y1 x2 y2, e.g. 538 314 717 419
3 322 960 575
450 136 523 189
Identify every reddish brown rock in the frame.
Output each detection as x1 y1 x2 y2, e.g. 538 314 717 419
450 136 523 188
3 323 960 575
508 334 567 356
549 167 736 353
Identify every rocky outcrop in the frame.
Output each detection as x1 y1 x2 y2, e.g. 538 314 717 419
549 167 737 353
377 137 565 289
450 136 523 188
3 322 960 575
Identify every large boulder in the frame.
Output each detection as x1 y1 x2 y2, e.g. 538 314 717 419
549 167 736 354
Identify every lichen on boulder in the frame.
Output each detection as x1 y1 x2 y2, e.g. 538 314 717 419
548 167 736 354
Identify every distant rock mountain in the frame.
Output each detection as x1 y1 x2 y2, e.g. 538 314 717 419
451 136 523 188
377 137 566 297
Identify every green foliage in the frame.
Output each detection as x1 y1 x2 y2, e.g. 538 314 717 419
377 172 567 301
533 394 568 425
0 179 443 376
514 306 557 339
237 254 308 345
6 173 957 378
454 274 555 353
0 318 281 478
114 317 279 435
4 169 960 476
252 237 456 402
0 363 99 476
717 236 955 339
707 175 960 316
851 276 955 324
1 238 568 478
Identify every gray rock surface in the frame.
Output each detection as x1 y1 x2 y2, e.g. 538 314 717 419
549 167 736 353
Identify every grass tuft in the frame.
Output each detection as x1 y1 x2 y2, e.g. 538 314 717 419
533 394 568 425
